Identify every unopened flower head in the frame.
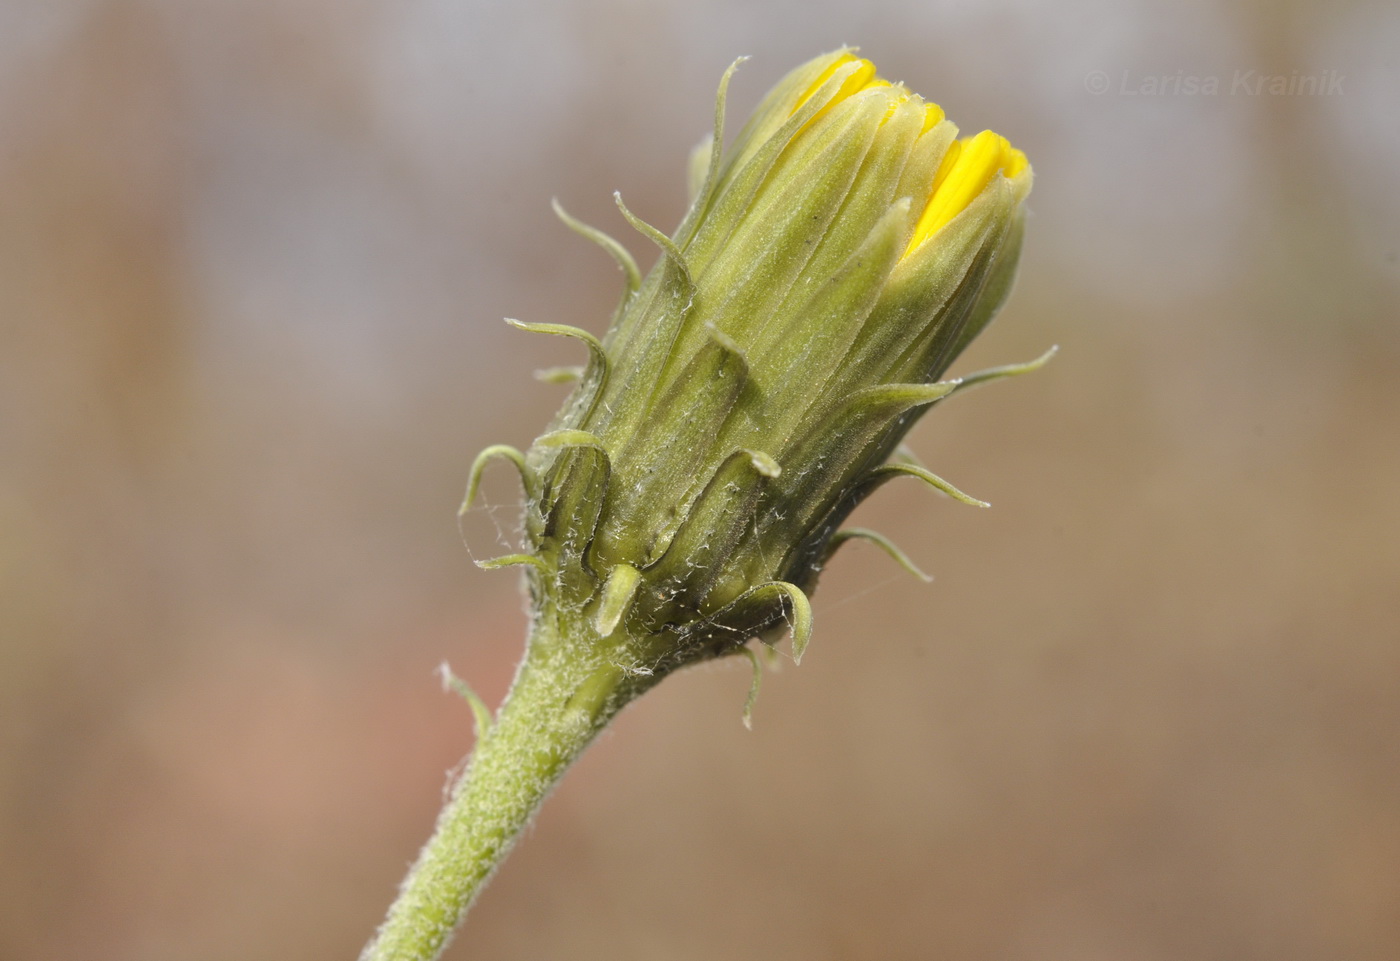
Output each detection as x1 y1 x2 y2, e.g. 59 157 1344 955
365 51 1046 961
468 49 1042 687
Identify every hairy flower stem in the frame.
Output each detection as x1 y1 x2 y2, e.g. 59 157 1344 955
360 610 651 961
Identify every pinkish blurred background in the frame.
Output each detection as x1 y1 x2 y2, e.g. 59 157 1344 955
2 1 1398 959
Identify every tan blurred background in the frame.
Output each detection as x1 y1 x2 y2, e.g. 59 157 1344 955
2 1 1398 959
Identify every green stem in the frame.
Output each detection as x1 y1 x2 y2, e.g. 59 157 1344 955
359 614 632 961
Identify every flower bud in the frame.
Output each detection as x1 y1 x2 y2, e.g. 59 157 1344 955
469 50 1043 689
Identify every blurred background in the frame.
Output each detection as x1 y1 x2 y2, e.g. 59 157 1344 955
2 0 1397 958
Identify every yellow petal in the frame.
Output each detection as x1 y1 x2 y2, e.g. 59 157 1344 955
905 129 1029 256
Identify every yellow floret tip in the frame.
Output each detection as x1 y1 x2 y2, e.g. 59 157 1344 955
791 55 885 121
906 129 1028 256
786 53 1030 260
921 102 946 132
